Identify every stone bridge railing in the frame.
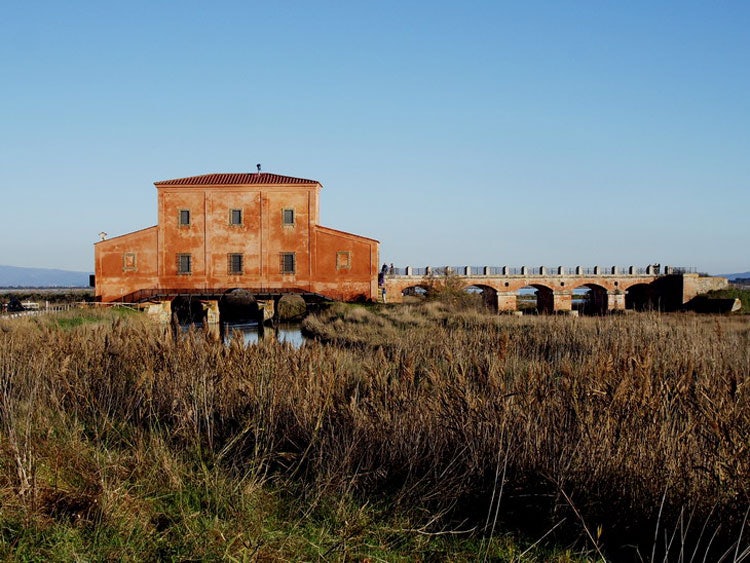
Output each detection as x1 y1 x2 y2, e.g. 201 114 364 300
382 265 696 277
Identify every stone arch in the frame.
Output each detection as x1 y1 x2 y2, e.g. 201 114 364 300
218 288 259 323
461 283 499 310
400 284 429 303
625 282 657 311
571 283 609 315
171 295 206 325
517 283 555 314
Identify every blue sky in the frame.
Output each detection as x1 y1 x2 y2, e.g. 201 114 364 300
1 1 748 274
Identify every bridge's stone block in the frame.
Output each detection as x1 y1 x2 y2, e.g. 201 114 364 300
497 292 516 311
607 292 626 311
202 300 220 324
552 291 573 312
146 301 172 324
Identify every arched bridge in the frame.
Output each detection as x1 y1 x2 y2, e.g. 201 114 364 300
381 265 726 314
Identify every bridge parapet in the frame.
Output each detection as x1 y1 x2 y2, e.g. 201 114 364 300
384 265 696 278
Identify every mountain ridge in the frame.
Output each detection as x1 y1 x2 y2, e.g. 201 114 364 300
0 265 91 288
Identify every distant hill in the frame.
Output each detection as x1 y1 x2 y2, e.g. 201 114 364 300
0 265 91 288
722 271 750 281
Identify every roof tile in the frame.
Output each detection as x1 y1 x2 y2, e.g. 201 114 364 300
154 172 320 186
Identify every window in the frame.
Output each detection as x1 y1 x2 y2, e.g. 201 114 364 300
230 209 242 226
179 209 191 226
122 252 137 272
177 253 192 275
228 253 243 275
280 252 296 274
336 251 351 270
282 208 295 226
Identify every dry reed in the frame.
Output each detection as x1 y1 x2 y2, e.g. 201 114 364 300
0 306 748 559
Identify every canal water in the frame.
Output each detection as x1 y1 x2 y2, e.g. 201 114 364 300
222 322 306 347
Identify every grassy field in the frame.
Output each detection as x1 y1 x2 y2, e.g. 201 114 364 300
1 304 748 560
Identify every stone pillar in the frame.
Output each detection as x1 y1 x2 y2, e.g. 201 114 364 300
497 292 517 312
629 266 635 275
576 266 582 275
553 291 573 312
521 266 528 276
464 266 471 275
146 301 172 324
405 266 412 276
540 266 546 275
202 300 220 324
483 266 490 276
257 299 275 324
607 291 626 311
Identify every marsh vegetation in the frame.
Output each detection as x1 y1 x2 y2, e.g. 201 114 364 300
1 303 748 560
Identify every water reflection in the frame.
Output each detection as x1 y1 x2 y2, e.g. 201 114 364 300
223 322 305 347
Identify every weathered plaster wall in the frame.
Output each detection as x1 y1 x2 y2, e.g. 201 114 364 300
311 226 379 301
681 273 729 302
95 175 377 302
94 226 158 301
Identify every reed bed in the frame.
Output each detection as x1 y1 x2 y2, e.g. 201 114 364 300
0 305 748 560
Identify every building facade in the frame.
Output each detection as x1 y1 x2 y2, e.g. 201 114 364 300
94 172 379 302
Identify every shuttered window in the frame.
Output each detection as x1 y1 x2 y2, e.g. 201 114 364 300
177 253 192 274
179 209 191 226
230 209 242 225
228 253 243 275
282 208 295 226
280 252 296 274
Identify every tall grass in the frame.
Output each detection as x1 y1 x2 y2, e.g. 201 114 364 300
0 305 748 559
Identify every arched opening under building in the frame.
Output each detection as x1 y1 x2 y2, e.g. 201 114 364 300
462 284 498 311
219 289 259 323
625 283 658 311
400 285 428 303
170 296 207 325
572 284 609 315
517 285 554 314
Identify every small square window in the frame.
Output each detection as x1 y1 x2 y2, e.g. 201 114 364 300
228 253 243 275
230 209 242 226
280 252 296 274
123 252 137 271
179 209 191 226
282 208 295 226
336 251 351 270
177 253 192 275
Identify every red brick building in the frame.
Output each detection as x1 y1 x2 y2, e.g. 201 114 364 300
94 172 379 302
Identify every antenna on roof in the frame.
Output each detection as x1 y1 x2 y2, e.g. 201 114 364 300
256 163 261 173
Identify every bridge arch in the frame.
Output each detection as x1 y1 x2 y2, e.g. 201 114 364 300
461 283 499 310
171 295 207 325
399 283 429 303
570 283 609 315
625 282 658 311
219 288 259 322
517 283 555 314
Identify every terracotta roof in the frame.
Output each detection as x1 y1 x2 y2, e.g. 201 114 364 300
154 172 320 186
